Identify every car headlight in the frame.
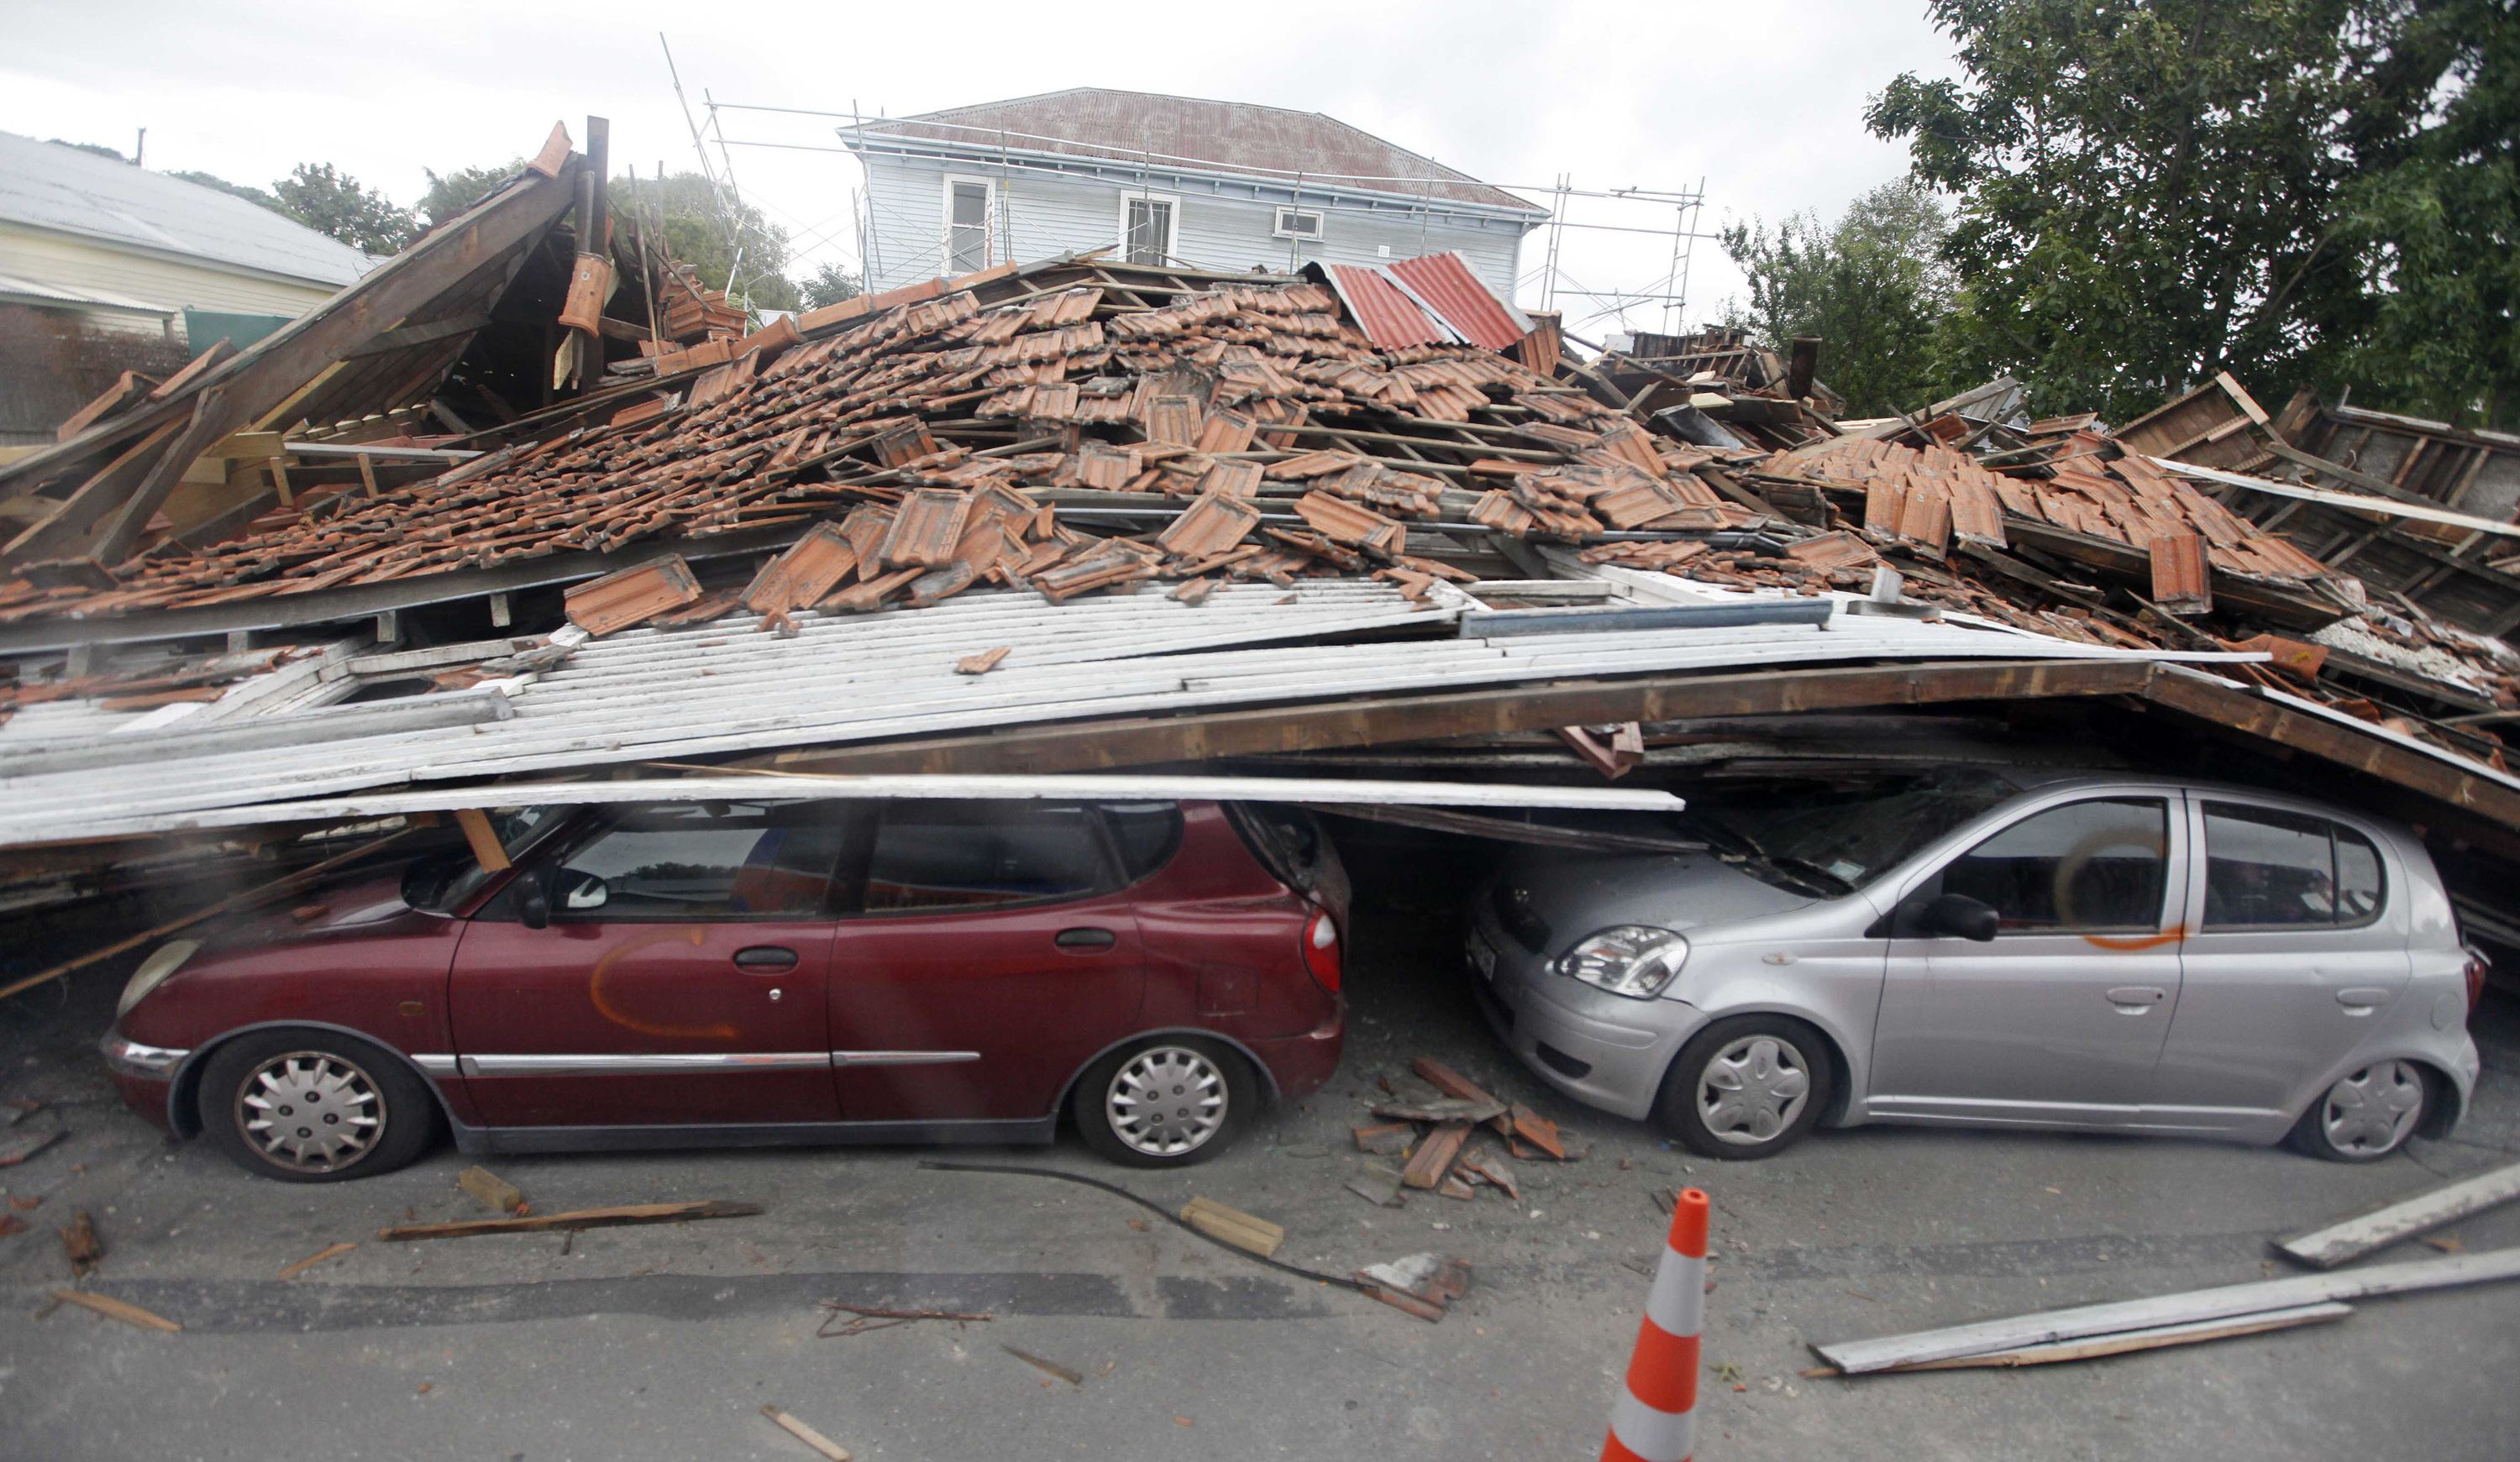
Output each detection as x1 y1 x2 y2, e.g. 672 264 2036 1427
1554 925 1688 999
117 939 199 1018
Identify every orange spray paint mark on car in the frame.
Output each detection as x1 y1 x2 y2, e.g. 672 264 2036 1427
2082 925 2192 952
588 927 735 1039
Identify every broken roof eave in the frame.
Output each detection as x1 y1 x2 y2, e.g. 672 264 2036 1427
844 131 1550 227
0 157 580 503
57 772 1688 842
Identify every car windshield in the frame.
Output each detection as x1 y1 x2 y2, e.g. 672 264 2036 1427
1692 769 2025 892
400 806 572 913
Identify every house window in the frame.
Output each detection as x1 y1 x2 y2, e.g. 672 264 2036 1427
943 176 992 274
1273 207 1325 241
1120 192 1177 266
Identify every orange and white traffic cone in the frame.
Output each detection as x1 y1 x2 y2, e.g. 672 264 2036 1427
1602 1187 1708 1462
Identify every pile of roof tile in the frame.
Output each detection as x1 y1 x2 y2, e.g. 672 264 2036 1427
0 276 1722 626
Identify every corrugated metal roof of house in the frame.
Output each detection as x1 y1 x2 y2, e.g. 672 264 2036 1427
0 131 376 288
869 88 1545 217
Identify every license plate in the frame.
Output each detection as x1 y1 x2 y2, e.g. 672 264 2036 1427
1467 930 1497 980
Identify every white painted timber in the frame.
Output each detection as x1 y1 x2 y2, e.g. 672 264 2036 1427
2274 1161 2520 1270
85 772 1687 836
1814 1247 2520 1374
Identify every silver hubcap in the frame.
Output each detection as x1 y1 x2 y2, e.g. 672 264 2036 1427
1698 1035 1811 1146
2321 1060 2423 1155
1106 1045 1227 1157
237 1051 386 1173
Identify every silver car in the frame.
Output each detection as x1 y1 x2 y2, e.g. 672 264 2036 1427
1467 771 2485 1161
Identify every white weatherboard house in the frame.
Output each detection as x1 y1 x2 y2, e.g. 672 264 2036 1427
843 88 1545 298
0 131 374 343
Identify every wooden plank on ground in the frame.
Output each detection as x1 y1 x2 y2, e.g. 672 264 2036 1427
376 1199 760 1241
759 1403 851 1459
1178 1196 1284 1258
2274 1161 2520 1271
1830 1302 2352 1374
49 1289 181 1333
1814 1246 2520 1374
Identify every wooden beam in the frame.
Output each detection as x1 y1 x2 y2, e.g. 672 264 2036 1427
2142 668 2520 825
0 827 420 1003
343 313 496 359
453 808 512 871
756 659 2160 777
1 417 185 561
91 387 233 565
0 159 576 526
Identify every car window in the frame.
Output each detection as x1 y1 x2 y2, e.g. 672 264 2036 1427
1938 797 2169 933
552 805 848 920
1102 802 1184 883
2201 802 2386 930
860 800 1113 914
1698 768 2023 891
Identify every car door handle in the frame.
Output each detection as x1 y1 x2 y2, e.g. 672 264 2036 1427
2336 987 2391 1009
1054 927 1117 951
2105 986 2167 1008
733 946 799 971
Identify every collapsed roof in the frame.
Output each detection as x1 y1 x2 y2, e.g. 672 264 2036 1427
0 123 2511 948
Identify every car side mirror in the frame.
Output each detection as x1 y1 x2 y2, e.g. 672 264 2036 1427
516 870 552 930
559 872 609 911
1919 893 2000 942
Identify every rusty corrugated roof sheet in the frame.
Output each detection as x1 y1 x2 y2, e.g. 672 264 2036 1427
1389 251 1528 352
1320 265 1451 350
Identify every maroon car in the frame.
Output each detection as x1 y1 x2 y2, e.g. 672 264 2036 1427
100 797 1347 1181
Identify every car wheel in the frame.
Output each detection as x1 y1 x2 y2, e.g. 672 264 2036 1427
197 1030 439 1182
2291 1059 2428 1162
1656 1015 1833 1161
1073 1036 1255 1168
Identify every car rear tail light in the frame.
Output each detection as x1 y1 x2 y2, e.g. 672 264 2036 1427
1302 908 1341 993
2464 946 2491 1013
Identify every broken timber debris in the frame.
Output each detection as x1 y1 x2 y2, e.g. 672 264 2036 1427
376 1199 759 1241
2273 1159 2520 1271
277 1241 358 1280
759 1404 852 1461
457 1165 527 1215
1179 1196 1284 1258
1814 1245 2520 1375
1001 1344 1084 1386
48 1289 181 1334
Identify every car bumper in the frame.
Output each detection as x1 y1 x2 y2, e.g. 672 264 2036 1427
100 1032 187 1134
1249 1003 1344 1103
1466 921 1701 1123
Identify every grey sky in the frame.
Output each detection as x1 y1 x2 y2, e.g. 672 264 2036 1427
3 1 1958 334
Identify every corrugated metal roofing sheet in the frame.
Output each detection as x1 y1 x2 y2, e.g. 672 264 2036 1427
1389 251 1529 352
1321 264 1451 350
0 580 2268 846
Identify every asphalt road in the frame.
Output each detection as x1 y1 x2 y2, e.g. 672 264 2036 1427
2 837 2516 1460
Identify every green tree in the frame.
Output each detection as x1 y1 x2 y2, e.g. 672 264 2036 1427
167 170 283 214
1867 0 2515 427
799 260 862 310
47 139 125 162
620 171 801 313
1720 181 1956 417
417 161 521 226
272 163 418 254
